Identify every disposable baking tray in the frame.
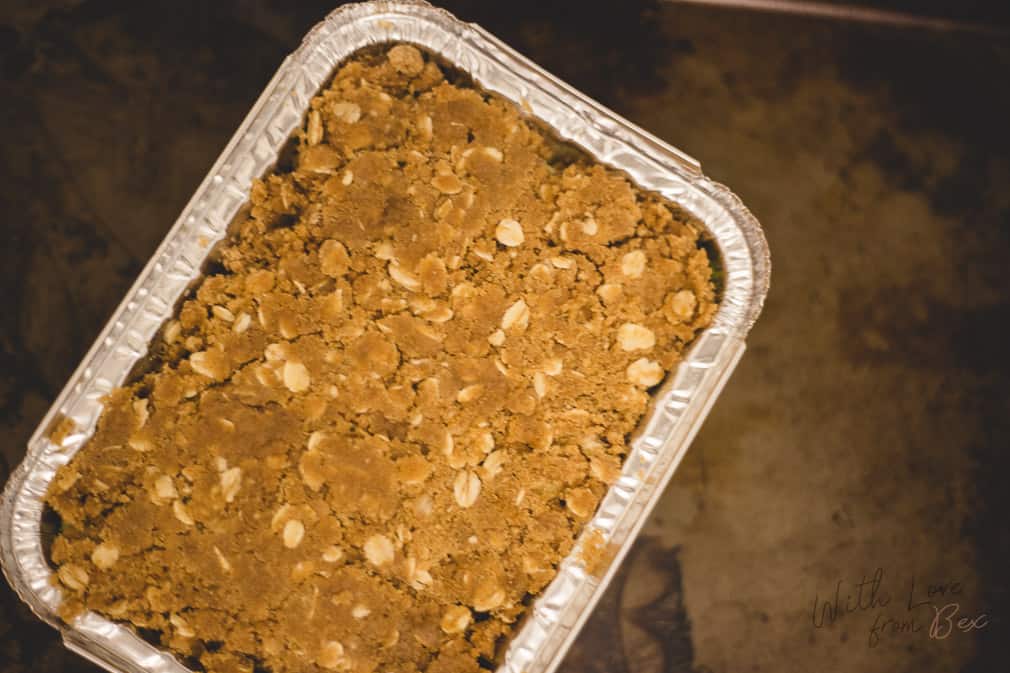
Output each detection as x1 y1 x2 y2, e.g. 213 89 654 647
0 2 770 672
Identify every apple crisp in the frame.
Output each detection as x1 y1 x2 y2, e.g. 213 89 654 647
46 44 717 673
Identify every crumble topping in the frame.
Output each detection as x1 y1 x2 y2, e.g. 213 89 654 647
46 44 717 673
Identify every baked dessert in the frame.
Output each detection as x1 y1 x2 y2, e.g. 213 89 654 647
46 44 717 673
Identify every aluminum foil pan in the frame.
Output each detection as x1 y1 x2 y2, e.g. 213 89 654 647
0 2 770 672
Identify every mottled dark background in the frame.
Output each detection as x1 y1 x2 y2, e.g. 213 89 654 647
1 1 1009 672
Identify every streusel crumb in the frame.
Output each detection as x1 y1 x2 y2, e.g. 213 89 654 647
47 44 717 673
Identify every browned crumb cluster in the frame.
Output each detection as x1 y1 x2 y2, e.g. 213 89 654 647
46 44 717 673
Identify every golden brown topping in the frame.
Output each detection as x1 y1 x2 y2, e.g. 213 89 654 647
45 43 716 673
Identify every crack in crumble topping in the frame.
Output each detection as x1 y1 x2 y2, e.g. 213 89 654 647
46 44 717 673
